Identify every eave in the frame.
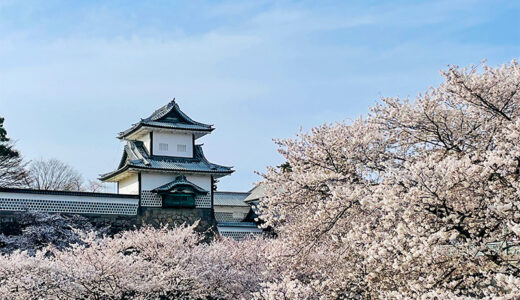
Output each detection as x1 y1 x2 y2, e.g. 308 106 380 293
100 165 234 182
99 166 137 182
118 123 214 140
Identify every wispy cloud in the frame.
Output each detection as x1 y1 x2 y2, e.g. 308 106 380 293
0 0 519 190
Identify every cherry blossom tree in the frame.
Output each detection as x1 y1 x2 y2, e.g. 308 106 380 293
258 60 520 298
3 61 520 299
0 211 104 256
0 224 272 299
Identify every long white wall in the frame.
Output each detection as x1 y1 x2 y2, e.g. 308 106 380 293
152 131 193 157
0 191 138 215
118 174 139 195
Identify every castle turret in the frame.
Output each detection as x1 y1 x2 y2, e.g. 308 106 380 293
100 99 233 209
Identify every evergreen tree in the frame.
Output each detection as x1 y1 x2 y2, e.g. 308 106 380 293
0 116 28 187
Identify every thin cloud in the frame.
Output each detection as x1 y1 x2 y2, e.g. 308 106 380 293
0 0 519 190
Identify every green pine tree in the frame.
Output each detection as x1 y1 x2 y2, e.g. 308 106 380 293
0 117 20 158
0 116 28 187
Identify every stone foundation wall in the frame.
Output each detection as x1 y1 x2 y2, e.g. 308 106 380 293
0 207 218 239
138 207 216 231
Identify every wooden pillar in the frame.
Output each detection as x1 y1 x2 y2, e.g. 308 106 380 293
149 132 154 155
192 134 195 158
138 172 142 210
210 175 215 209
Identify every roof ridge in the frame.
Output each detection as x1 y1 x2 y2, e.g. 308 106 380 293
148 99 211 128
118 99 214 139
147 98 177 121
169 100 213 128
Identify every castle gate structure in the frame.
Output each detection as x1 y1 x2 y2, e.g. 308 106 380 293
0 100 262 239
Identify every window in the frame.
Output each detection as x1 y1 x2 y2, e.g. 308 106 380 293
159 143 169 151
177 144 187 152
163 194 195 208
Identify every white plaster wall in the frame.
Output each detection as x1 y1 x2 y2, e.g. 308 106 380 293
141 173 173 190
137 133 151 154
118 174 139 195
141 173 211 191
152 131 193 157
186 174 212 191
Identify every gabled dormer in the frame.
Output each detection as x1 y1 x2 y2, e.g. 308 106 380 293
117 98 214 158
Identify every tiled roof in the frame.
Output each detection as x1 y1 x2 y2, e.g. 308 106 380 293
118 99 213 138
244 184 267 203
144 121 212 130
152 175 208 194
100 141 233 181
214 191 250 207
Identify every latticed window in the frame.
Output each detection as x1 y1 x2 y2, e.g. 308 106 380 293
163 193 196 208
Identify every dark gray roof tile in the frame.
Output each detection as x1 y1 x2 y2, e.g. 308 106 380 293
100 141 233 181
118 99 213 138
152 175 208 194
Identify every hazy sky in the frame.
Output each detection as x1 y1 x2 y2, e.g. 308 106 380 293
1 0 519 192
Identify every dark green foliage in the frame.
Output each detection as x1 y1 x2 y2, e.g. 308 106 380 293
0 116 29 187
0 117 19 158
0 117 7 141
278 162 292 173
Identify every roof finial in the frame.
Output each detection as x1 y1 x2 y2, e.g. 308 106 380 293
171 97 176 104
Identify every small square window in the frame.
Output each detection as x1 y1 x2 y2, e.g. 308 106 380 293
177 144 187 152
159 143 169 151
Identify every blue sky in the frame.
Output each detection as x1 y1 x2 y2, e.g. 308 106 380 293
1 0 519 191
